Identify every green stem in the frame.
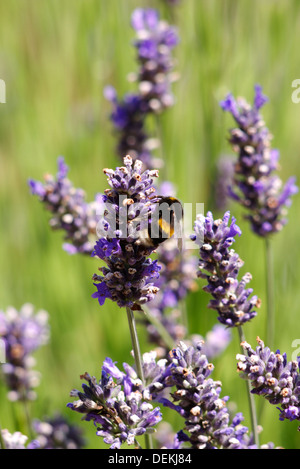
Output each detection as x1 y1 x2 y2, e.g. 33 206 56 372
144 307 175 351
237 326 260 447
22 396 33 441
126 307 153 450
265 238 275 349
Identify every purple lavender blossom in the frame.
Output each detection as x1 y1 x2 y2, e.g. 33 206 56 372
105 8 178 169
154 341 269 449
0 303 49 401
220 85 298 237
67 357 162 449
29 157 102 255
104 87 158 169
154 422 183 449
0 430 40 449
92 155 163 310
32 414 85 449
214 155 235 211
189 324 232 361
131 8 179 113
191 211 261 327
237 337 300 428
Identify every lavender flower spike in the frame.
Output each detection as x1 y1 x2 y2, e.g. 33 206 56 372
32 414 85 449
191 211 261 327
220 85 298 237
0 303 49 401
0 430 39 449
104 88 156 169
237 336 300 428
92 155 162 310
29 156 102 255
155 341 276 449
67 357 162 449
131 8 179 113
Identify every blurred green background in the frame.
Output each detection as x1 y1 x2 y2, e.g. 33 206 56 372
0 0 300 449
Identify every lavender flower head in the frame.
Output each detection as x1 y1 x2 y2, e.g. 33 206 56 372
154 422 183 449
104 87 159 169
0 430 39 449
92 155 163 310
32 414 85 449
220 85 298 237
104 8 178 169
67 357 162 449
214 155 235 211
0 303 49 401
29 157 102 255
237 337 300 428
131 8 179 113
156 341 261 449
191 211 260 327
189 324 232 361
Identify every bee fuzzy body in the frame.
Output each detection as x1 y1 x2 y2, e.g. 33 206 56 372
136 196 183 249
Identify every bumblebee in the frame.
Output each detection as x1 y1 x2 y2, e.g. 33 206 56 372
135 196 183 250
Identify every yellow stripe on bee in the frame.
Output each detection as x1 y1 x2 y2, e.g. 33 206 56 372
158 218 174 237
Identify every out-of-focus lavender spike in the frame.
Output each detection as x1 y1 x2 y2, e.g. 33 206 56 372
0 303 49 401
32 414 85 449
29 157 103 255
220 85 298 237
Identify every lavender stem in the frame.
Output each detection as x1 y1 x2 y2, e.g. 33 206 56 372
126 307 153 450
238 325 260 447
144 307 175 350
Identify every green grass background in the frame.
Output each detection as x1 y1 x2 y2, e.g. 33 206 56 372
0 0 300 449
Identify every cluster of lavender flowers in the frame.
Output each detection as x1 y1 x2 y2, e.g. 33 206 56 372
191 210 260 327
105 8 178 169
24 2 299 450
0 303 49 401
67 343 279 449
152 341 277 449
91 155 162 310
0 302 87 450
188 325 232 361
220 85 298 237
214 155 235 211
29 157 102 255
67 357 163 449
237 337 300 428
0 430 39 450
32 415 85 449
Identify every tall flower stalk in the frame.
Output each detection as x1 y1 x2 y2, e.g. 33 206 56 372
191 210 261 445
220 85 298 350
148 342 277 448
0 304 49 438
90 155 170 448
105 8 179 170
237 337 300 429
